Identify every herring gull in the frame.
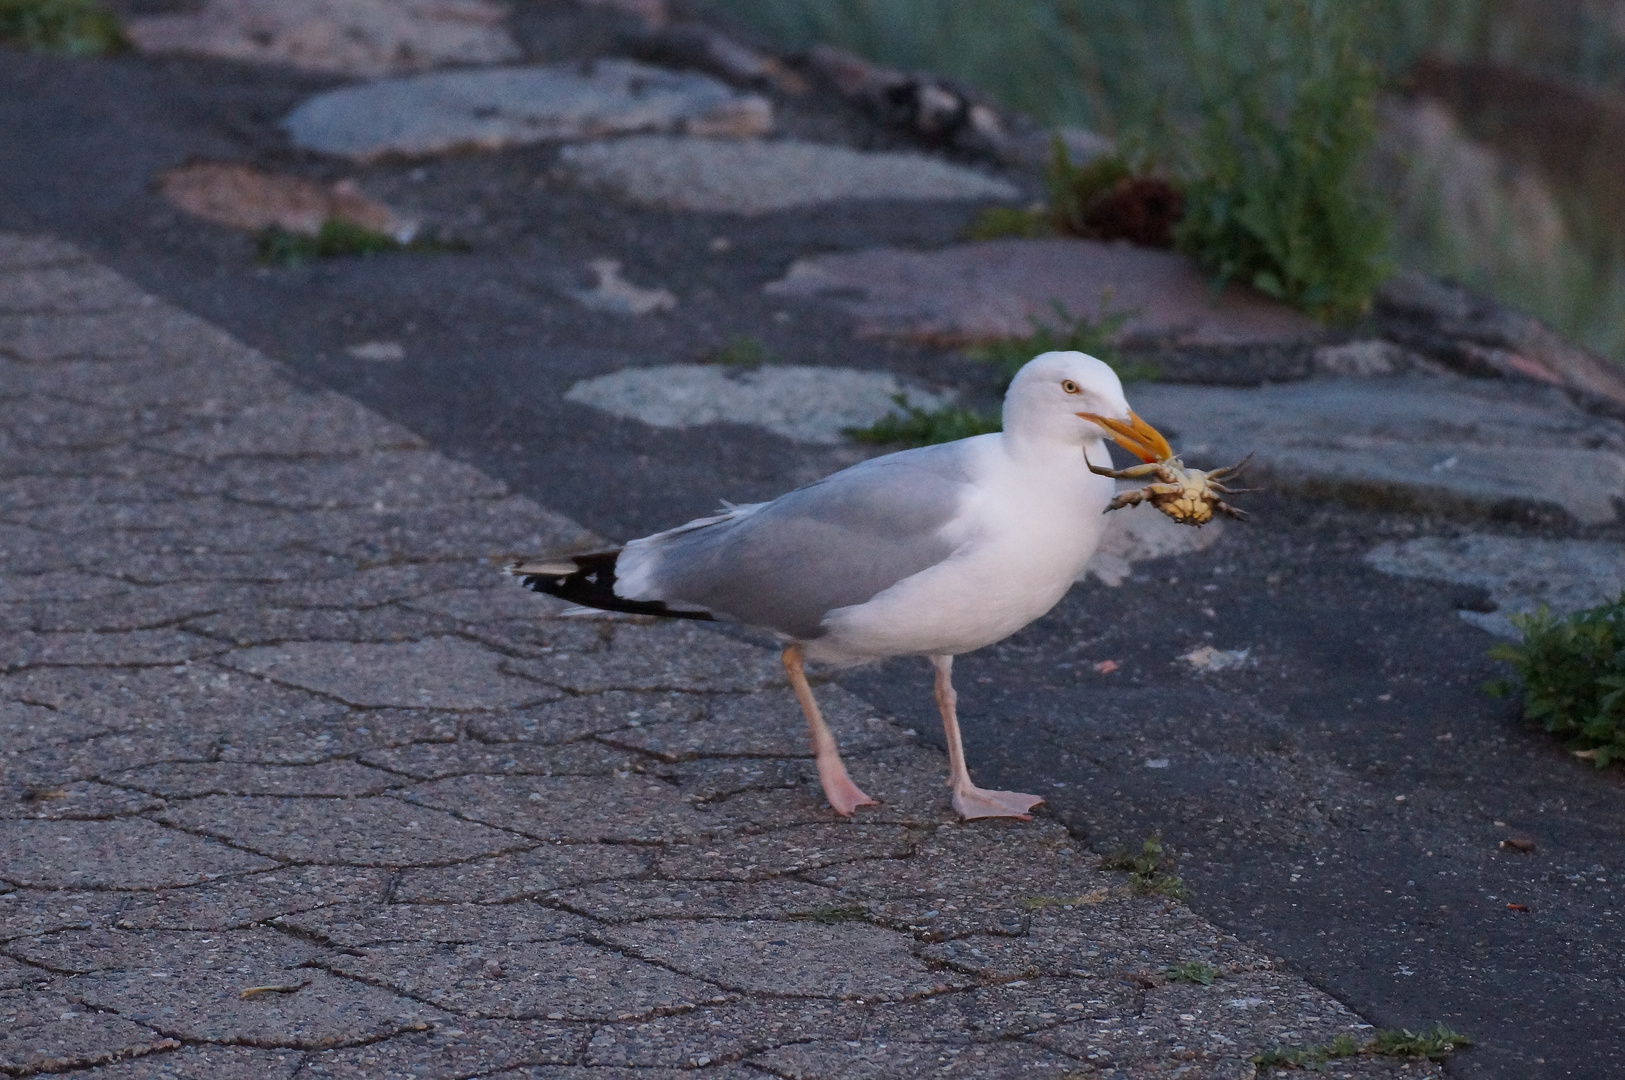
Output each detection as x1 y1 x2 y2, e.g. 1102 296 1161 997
509 351 1176 820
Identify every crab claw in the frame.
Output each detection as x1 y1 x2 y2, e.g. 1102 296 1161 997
1077 410 1176 464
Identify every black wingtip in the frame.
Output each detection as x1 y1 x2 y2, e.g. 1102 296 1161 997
509 549 715 621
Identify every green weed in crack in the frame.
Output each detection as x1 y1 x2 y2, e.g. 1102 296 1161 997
706 335 774 370
844 396 1002 448
256 220 469 267
1100 835 1185 899
1487 593 1625 767
1254 1024 1471 1070
1165 960 1220 985
789 905 870 925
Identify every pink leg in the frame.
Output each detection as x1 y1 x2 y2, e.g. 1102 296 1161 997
931 655 1044 820
783 645 877 817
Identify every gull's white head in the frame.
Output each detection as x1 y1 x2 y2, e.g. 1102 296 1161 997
1001 351 1173 460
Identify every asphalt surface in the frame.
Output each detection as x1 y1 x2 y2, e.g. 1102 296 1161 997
3 12 1623 1077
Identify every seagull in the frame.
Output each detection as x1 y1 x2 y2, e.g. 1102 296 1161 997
509 351 1175 820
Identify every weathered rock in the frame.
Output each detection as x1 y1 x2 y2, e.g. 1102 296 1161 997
126 0 519 78
159 162 414 240
563 364 954 444
1131 374 1625 524
765 238 1319 345
285 61 771 161
560 136 1017 214
1367 534 1625 637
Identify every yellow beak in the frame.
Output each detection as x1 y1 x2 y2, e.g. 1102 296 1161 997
1077 410 1174 463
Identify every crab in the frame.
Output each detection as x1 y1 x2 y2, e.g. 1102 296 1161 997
1078 410 1253 527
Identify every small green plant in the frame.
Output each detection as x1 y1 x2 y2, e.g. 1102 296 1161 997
256 220 466 267
1253 1034 1361 1070
789 905 869 924
707 335 774 369
845 396 1002 448
1100 835 1185 899
1165 960 1220 985
968 305 1154 390
1254 1025 1471 1071
964 204 1052 242
1369 1025 1473 1059
1487 594 1625 767
0 0 125 55
1174 0 1389 321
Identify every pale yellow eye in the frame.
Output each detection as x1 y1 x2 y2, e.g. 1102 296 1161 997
1061 379 1081 394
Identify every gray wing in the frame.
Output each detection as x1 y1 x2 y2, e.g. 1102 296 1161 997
618 440 979 639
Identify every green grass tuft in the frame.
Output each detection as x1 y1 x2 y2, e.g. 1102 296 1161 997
0 0 126 55
1369 1024 1473 1059
845 396 1002 448
256 220 466 267
964 205 1052 242
1165 961 1220 985
706 335 774 369
1489 594 1625 767
1100 835 1186 899
1174 0 1390 322
1254 1025 1471 1071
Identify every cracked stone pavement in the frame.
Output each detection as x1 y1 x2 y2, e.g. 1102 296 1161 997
0 235 1443 1079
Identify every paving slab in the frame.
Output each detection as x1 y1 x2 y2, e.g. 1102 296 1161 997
466 690 706 744
360 738 645 779
159 793 532 866
223 637 562 709
1131 374 1625 525
0 780 163 821
765 237 1319 345
599 683 903 760
298 1018 582 1078
584 997 861 1067
601 917 962 1000
285 61 771 161
560 136 1019 214
393 844 655 904
0 990 177 1076
549 877 843 924
1366 533 1625 636
0 818 276 889
505 620 786 693
106 866 392 931
653 822 916 882
399 772 717 843
13 929 450 1048
127 0 519 77
750 1037 1085 1080
319 938 728 1020
276 900 596 946
71 1045 305 1080
564 363 956 444
112 760 405 798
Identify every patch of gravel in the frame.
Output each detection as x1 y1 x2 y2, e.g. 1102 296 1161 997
560 135 1020 214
